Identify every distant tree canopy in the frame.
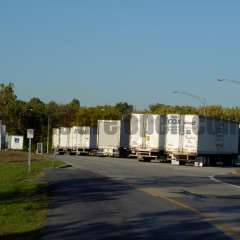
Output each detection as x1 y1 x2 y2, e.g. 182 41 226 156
115 102 134 115
148 103 240 121
0 82 240 150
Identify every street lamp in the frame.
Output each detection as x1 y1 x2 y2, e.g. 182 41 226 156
47 115 50 154
24 108 33 173
217 78 240 85
24 109 50 154
172 91 207 115
23 108 33 115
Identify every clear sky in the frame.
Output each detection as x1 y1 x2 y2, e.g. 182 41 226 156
0 0 240 109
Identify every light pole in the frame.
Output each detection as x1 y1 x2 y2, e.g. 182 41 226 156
217 78 240 117
24 108 33 173
46 115 50 154
217 78 240 85
172 91 207 115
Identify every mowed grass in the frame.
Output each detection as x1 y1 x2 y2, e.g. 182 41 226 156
0 151 63 240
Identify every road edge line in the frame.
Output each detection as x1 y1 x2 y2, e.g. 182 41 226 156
209 175 240 190
139 187 240 240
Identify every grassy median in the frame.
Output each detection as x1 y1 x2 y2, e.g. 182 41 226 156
0 151 63 240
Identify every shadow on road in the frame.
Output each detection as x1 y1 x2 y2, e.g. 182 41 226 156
39 210 231 240
2 168 237 240
1 230 40 240
37 169 233 240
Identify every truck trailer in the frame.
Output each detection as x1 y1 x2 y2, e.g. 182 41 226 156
69 126 97 155
69 126 81 155
129 113 166 161
0 121 8 151
97 120 129 157
165 114 239 166
52 128 60 152
52 127 70 154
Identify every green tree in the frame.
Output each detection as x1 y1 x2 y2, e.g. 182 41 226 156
115 102 134 115
0 83 18 134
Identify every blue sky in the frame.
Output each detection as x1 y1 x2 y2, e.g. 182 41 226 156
0 0 240 109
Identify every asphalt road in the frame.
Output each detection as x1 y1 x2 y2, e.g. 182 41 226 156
39 156 240 240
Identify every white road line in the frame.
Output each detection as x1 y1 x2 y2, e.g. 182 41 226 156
209 175 222 183
209 175 240 189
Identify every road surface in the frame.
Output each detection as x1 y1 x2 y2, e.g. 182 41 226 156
39 156 240 240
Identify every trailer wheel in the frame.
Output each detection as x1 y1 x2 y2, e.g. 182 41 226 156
143 157 151 162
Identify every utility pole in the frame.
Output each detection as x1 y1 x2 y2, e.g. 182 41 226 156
27 129 34 173
172 91 207 115
47 115 50 154
217 78 240 85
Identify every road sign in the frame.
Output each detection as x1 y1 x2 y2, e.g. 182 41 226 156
27 129 34 139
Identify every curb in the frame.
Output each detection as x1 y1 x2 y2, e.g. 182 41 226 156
57 164 73 169
232 170 240 176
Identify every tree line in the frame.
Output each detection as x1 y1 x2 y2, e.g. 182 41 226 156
0 83 240 151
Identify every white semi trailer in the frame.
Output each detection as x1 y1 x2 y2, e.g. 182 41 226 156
69 126 97 155
1 125 7 150
129 113 166 161
0 120 2 150
69 126 81 154
97 120 129 157
52 127 70 154
165 114 239 166
0 122 7 151
52 128 60 152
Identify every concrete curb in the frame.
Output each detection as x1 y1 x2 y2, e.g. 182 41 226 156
57 164 73 169
232 170 240 176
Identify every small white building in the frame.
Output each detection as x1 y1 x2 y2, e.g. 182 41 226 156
8 136 24 150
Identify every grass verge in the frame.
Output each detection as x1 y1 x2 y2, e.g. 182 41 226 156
0 151 63 240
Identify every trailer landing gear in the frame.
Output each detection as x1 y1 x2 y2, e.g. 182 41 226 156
171 160 186 166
